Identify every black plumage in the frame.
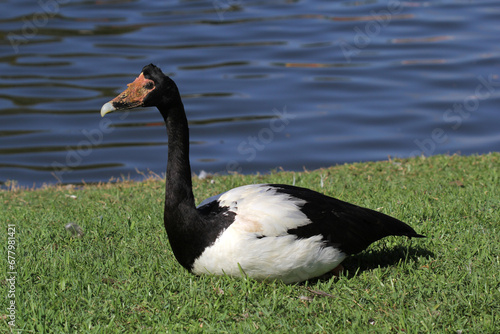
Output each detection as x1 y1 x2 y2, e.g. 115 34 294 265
272 184 424 255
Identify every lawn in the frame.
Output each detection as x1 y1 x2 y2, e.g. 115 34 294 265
1 153 499 333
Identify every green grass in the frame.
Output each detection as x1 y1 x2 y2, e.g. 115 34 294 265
1 153 499 333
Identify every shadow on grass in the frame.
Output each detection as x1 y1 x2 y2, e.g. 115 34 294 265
345 245 433 277
303 245 434 284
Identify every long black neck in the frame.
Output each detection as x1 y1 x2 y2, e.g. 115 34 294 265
158 91 207 270
159 95 196 212
156 81 234 272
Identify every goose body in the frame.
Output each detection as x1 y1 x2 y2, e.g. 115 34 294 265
193 184 345 283
101 64 424 283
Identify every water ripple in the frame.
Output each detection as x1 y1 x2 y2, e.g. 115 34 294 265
0 0 499 187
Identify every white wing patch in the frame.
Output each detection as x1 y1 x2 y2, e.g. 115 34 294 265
192 184 346 283
218 184 310 236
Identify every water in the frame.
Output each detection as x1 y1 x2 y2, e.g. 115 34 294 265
1 0 499 188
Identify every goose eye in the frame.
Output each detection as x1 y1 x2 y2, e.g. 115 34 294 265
145 82 154 90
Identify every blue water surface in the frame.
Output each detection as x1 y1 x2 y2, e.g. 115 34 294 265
0 0 499 187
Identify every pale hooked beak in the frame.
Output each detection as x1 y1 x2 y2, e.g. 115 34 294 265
100 102 115 117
